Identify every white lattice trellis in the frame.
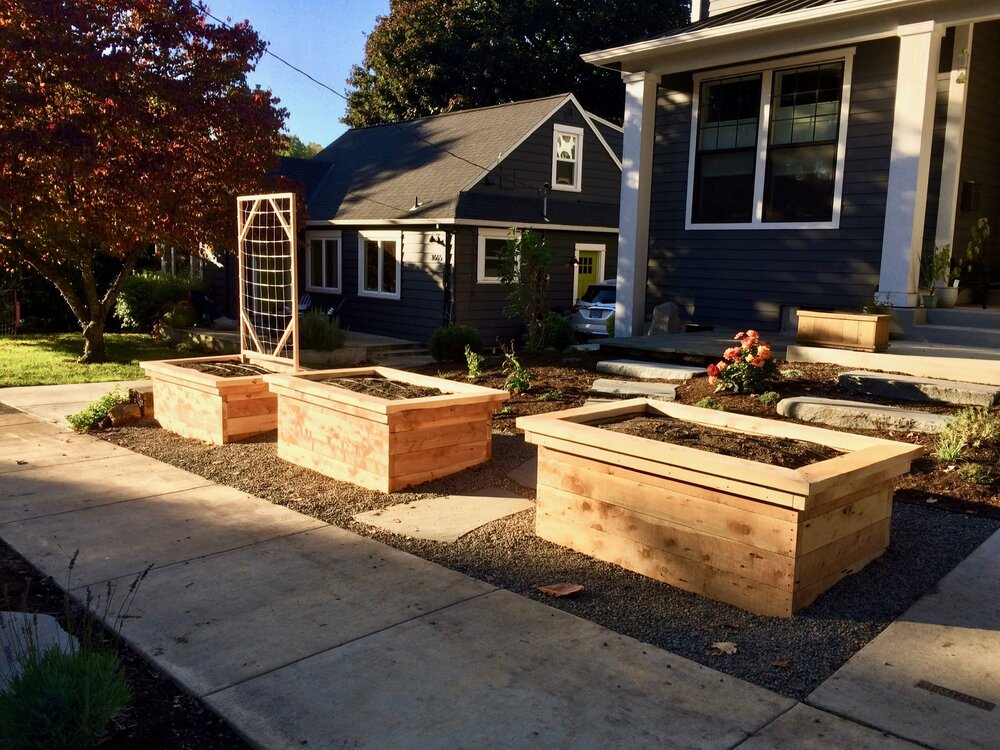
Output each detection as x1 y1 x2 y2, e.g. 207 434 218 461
236 193 299 369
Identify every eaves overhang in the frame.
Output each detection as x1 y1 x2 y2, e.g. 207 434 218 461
582 0 1000 76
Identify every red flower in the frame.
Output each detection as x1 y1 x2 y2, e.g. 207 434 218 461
707 363 720 378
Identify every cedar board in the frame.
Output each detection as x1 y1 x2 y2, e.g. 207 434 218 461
265 367 509 492
796 310 892 353
517 399 921 617
140 355 289 444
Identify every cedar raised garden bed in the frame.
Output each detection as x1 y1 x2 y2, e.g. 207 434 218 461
796 310 892 352
517 399 923 618
264 367 509 492
140 355 291 445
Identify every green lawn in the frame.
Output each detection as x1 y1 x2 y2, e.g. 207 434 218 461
0 333 176 387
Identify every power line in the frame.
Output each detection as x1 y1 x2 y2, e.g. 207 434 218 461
199 5 495 174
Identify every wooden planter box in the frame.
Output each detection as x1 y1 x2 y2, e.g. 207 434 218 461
264 367 509 492
140 355 285 444
796 310 892 352
517 400 922 618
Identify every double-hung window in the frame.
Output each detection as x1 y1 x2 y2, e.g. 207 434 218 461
477 228 519 283
358 231 401 299
687 49 853 229
552 124 584 192
305 232 342 293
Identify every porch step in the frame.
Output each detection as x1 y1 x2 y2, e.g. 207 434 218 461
588 379 677 401
776 397 948 434
923 306 1000 329
839 371 1000 407
905 324 1000 348
596 360 705 381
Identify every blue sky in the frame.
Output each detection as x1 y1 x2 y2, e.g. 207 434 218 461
206 1 390 147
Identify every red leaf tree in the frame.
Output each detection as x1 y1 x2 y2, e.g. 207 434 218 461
0 0 286 361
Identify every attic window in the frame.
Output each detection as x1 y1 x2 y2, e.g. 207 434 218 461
552 124 584 192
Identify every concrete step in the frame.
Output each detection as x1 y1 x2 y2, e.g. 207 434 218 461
367 342 426 356
839 370 1000 407
776 397 948 434
371 354 435 370
924 306 1000 329
596 359 705 381
906 324 1000 348
589 378 677 401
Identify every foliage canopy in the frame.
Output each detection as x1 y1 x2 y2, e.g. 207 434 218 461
344 0 687 127
0 0 286 361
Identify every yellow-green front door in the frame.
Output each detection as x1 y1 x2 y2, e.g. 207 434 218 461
576 250 601 299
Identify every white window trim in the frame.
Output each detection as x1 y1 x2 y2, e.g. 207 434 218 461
573 243 607 304
477 228 520 284
684 47 855 231
357 230 402 300
304 231 342 294
551 123 584 193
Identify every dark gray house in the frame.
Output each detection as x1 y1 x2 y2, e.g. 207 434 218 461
584 0 1000 335
282 94 623 344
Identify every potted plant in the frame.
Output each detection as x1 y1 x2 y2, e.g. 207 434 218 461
930 244 960 308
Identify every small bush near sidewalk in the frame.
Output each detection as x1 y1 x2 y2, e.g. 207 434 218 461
115 272 204 332
67 388 130 432
429 324 481 362
299 309 346 351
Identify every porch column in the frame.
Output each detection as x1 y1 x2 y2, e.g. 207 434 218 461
934 24 974 251
878 21 944 306
615 70 660 337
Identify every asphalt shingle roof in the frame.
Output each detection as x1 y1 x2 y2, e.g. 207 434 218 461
650 0 845 41
301 95 573 223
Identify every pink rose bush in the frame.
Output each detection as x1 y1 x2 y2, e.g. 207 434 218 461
707 329 779 394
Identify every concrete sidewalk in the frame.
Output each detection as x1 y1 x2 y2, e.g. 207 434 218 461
1 385 994 748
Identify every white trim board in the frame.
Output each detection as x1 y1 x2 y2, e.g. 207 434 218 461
306 218 619 233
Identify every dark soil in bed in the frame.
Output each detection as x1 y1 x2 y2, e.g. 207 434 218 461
601 414 842 469
176 361 271 378
319 376 444 400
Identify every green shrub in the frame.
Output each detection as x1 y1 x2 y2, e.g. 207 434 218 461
536 312 575 350
114 272 202 332
694 397 724 411
537 389 564 402
758 391 781 406
934 407 1000 461
299 310 346 351
501 343 531 394
464 345 485 379
160 300 196 329
605 312 615 337
0 645 131 750
780 368 804 379
957 463 995 486
67 388 130 432
429 324 481 362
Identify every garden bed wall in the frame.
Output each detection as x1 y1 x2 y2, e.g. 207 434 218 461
140 355 289 444
517 400 923 617
265 367 509 492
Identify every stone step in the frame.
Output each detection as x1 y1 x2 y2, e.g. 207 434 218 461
776 397 948 434
923 306 1000 329
596 359 705 381
906 324 1000 348
589 378 677 401
839 370 1000 407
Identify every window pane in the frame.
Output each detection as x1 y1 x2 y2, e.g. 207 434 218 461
555 133 576 161
364 240 379 291
381 240 397 294
324 240 338 289
309 240 323 287
763 143 837 222
483 238 504 278
555 160 575 186
693 150 756 223
698 74 761 153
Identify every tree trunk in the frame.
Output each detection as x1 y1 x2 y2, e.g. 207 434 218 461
80 319 107 363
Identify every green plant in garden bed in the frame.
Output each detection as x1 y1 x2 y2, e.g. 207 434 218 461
706 329 778 394
758 391 781 406
537 389 564 402
501 342 531 394
933 407 1000 461
299 309 346 351
464 345 485 379
957 463 995 486
694 397 724 411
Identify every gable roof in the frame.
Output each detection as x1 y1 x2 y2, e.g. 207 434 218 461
287 94 620 225
582 0 997 75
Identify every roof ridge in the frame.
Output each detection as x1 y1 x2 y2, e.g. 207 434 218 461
345 93 572 132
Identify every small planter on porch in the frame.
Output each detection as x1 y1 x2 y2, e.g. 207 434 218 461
796 310 892 352
264 367 509 492
140 355 290 444
517 400 922 618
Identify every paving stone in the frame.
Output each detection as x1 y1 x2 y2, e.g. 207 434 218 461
506 456 537 490
353 488 533 543
207 589 794 750
776 397 949 434
589 378 677 400
809 529 1000 750
597 359 705 381
839 370 1000 407
737 703 921 749
0 612 78 682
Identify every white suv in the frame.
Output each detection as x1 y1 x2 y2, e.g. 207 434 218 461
570 280 616 337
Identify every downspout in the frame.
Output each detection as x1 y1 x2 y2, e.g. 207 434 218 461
440 226 455 325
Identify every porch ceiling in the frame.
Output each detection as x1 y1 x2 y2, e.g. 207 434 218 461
583 0 1000 76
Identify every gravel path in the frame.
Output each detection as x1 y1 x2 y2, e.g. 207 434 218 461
99 420 999 700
